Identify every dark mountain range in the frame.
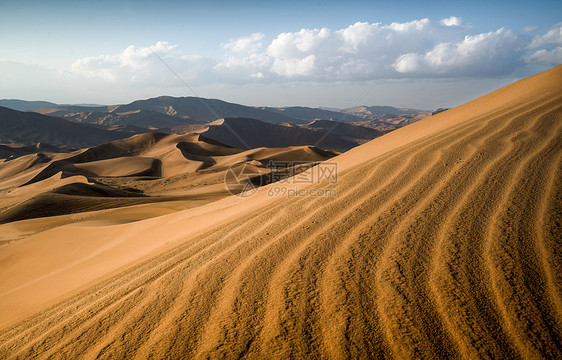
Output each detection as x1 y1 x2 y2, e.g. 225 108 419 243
343 105 426 117
113 96 306 124
0 99 57 112
5 97 435 134
262 106 365 123
301 119 385 140
34 96 308 126
60 109 200 129
200 118 382 152
0 106 130 150
0 143 66 159
0 97 435 157
0 106 386 158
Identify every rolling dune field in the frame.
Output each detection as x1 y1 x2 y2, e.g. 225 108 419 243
0 66 560 359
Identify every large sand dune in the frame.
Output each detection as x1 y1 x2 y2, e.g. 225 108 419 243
0 66 561 358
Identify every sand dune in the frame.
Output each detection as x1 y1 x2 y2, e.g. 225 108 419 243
0 66 561 359
0 131 334 229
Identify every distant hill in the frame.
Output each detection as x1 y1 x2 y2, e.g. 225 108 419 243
200 117 382 152
262 106 365 123
0 99 57 112
0 106 130 151
60 109 201 129
3 97 437 149
28 96 435 132
32 104 108 117
115 96 308 124
0 143 66 159
301 119 385 140
0 105 383 158
343 105 426 117
35 96 308 126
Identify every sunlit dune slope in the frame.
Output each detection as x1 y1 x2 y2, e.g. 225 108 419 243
0 66 561 359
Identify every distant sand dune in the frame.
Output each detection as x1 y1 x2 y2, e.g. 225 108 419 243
0 132 334 226
0 66 560 358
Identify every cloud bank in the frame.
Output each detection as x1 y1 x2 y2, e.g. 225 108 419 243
393 28 523 76
66 18 559 86
70 41 214 86
3 17 559 106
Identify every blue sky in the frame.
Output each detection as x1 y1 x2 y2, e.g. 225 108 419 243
1 0 561 109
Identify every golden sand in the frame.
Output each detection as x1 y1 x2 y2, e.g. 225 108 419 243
0 66 560 359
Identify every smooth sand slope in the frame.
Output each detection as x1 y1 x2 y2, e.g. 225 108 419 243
0 66 561 359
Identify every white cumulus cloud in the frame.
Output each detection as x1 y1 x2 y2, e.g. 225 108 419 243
441 16 462 27
218 18 527 81
70 41 212 85
528 23 562 48
526 47 562 65
223 33 265 54
524 23 562 66
393 28 523 76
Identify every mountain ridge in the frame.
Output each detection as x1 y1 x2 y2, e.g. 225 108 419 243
0 106 131 150
24 96 433 128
